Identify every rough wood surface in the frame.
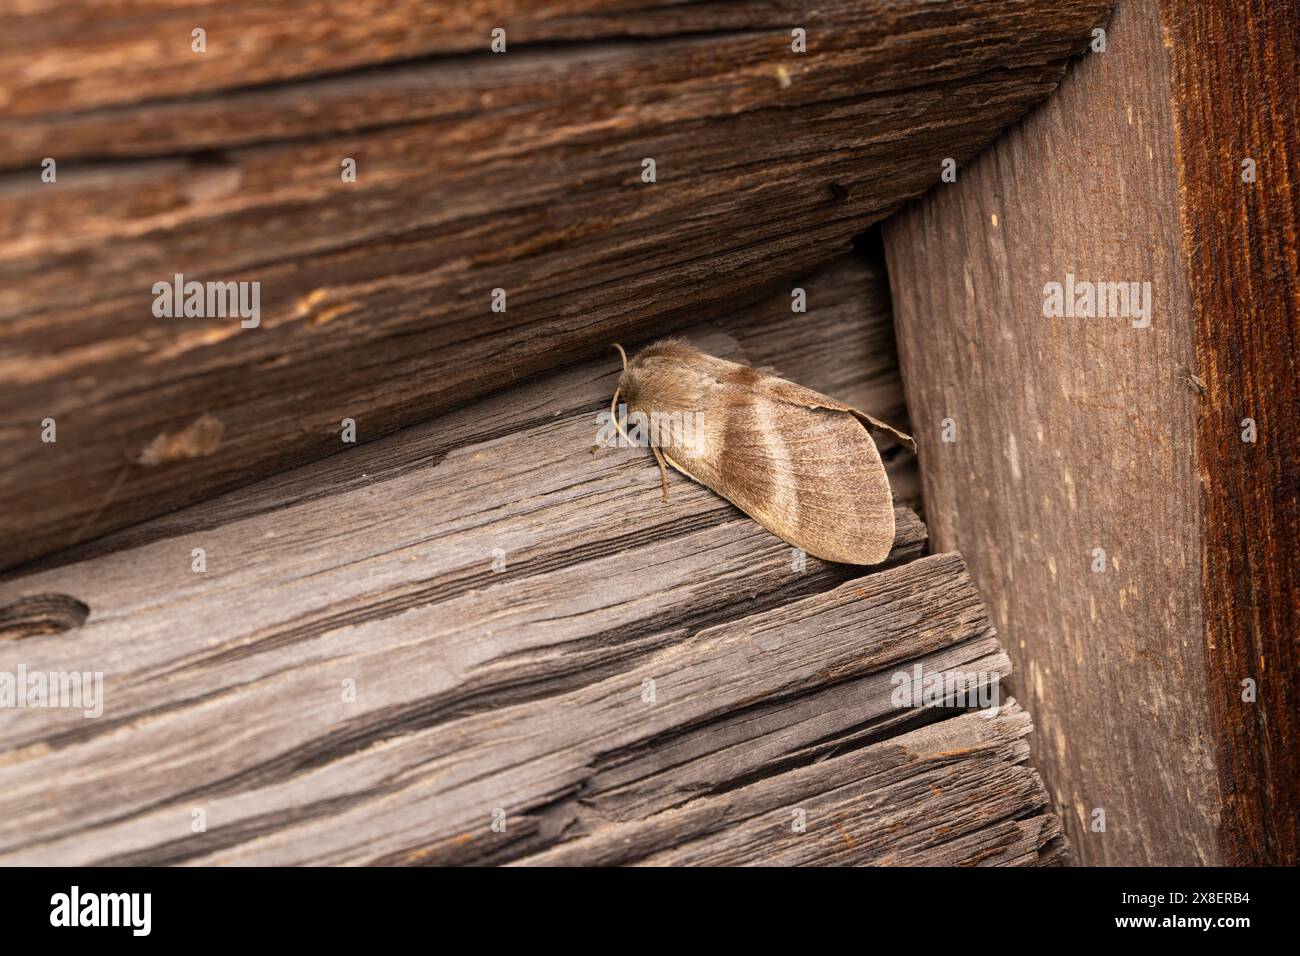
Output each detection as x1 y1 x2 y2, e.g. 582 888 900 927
515 706 1062 867
884 0 1297 864
26 252 920 569
1161 0 1300 870
0 0 1106 121
0 0 1109 570
0 291 1058 866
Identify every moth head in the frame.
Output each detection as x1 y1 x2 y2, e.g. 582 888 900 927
614 338 710 413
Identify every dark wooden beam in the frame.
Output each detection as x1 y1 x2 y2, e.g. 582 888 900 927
884 0 1297 864
1163 0 1300 868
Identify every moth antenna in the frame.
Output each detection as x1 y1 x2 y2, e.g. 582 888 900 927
609 386 632 447
608 387 624 442
609 345 667 503
609 345 632 444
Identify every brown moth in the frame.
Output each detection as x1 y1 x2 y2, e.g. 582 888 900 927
609 338 914 565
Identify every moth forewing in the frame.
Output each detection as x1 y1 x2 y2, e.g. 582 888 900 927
612 339 909 565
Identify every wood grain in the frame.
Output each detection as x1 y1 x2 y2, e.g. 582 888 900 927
0 552 1041 865
0 303 1058 865
23 252 920 569
0 0 1103 119
885 0 1297 864
0 0 1109 570
514 705 1062 867
1161 0 1299 866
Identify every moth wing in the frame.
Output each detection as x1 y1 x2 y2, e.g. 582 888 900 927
759 378 916 452
663 388 897 565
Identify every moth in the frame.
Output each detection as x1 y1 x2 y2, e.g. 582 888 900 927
608 339 914 565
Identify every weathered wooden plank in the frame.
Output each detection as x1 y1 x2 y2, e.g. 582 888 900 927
0 277 1063 865
0 328 924 737
0 0 1105 119
884 0 1297 864
515 705 1060 867
0 298 971 864
0 550 1033 865
0 0 1109 570
1161 0 1300 870
567 626 1006 827
22 252 918 569
2 0 798 116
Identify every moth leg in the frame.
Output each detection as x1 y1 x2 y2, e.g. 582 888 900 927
651 446 670 503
